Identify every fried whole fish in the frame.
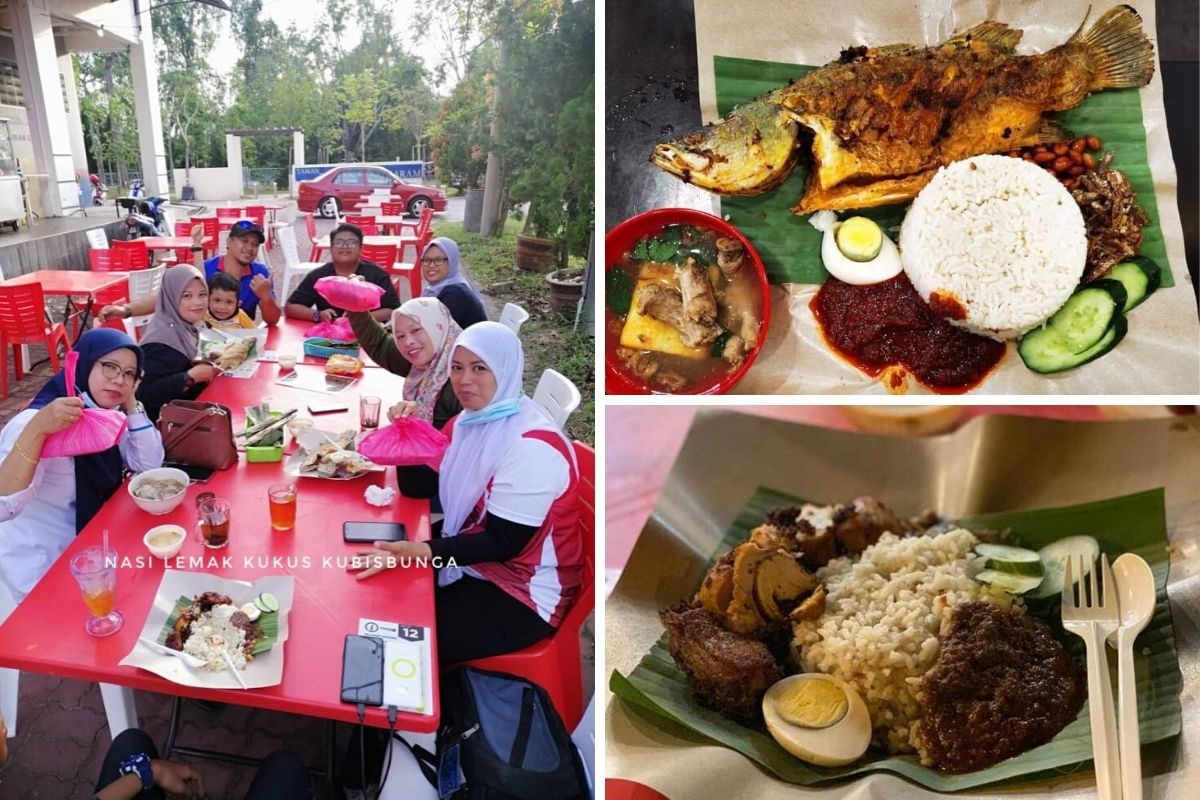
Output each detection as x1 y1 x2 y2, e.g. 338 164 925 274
651 5 1155 213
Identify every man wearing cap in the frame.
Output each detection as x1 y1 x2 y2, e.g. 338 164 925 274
99 218 281 326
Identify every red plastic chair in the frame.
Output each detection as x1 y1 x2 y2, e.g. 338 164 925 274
0 284 70 400
359 243 398 275
171 222 200 266
215 207 242 220
345 215 380 236
390 230 431 301
461 441 595 729
380 202 404 217
304 213 326 262
192 216 221 259
244 205 269 250
87 248 133 306
397 206 433 238
111 239 150 271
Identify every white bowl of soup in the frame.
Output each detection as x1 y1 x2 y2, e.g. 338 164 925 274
605 209 771 394
128 467 190 515
143 524 186 559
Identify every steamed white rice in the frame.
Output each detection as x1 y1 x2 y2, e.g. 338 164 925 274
791 527 1018 754
899 155 1086 340
182 603 249 672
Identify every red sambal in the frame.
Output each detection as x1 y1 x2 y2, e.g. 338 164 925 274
811 274 1005 393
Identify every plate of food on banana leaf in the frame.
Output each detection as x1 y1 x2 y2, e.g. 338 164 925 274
606 0 1198 394
610 488 1183 790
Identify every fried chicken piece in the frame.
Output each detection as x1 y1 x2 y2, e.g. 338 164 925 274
693 551 736 617
789 584 826 623
661 606 784 723
637 284 720 348
831 496 906 554
196 592 233 612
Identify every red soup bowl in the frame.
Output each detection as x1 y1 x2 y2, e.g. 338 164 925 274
605 208 771 395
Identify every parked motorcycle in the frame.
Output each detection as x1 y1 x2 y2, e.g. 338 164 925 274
123 195 167 238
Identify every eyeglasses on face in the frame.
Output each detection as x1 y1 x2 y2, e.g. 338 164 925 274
96 360 139 384
332 238 362 247
420 257 449 266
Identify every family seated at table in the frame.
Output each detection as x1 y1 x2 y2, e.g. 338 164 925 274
99 220 280 327
0 329 164 605
349 297 463 498
284 223 400 323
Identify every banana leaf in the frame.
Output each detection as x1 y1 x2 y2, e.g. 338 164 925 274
610 487 1183 791
713 56 1173 288
157 595 279 657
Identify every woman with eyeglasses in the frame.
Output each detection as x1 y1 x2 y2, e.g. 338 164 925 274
346 297 464 497
0 329 164 605
136 266 217 422
420 238 487 330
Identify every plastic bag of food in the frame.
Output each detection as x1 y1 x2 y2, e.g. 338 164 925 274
303 316 355 341
357 417 449 468
314 276 385 313
324 354 364 375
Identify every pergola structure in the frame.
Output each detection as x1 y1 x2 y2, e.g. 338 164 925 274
0 1 168 217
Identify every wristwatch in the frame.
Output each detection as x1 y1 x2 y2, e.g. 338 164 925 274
118 752 154 792
189 245 203 252
126 401 146 417
121 304 132 319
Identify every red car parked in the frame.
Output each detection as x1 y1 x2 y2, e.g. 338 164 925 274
297 165 447 218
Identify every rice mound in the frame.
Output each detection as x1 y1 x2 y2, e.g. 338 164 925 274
791 528 1018 754
899 155 1086 340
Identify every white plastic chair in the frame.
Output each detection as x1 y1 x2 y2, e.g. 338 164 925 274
274 225 324 301
85 228 109 250
532 369 580 429
124 265 165 337
0 581 18 738
499 302 530 333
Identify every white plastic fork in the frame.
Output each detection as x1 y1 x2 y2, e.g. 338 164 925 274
138 637 207 670
1061 553 1123 800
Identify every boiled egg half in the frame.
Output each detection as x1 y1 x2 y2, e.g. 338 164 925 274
810 212 903 285
762 673 872 766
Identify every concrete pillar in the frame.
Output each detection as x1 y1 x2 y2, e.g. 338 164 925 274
225 133 242 199
292 131 305 166
128 4 169 196
10 0 79 216
59 54 88 176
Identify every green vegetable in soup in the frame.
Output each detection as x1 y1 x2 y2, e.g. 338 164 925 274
606 269 635 314
710 330 733 357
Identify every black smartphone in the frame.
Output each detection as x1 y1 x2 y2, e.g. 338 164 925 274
163 462 215 483
343 521 407 544
340 634 384 706
308 399 350 414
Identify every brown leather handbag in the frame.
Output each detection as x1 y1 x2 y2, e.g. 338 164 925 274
156 400 238 470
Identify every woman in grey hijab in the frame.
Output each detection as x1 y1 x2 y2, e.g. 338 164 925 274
136 265 218 421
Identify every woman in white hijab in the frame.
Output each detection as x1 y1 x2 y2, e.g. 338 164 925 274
353 322 583 663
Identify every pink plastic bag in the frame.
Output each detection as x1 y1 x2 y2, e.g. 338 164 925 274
40 351 129 458
302 316 355 341
314 276 385 313
358 417 449 468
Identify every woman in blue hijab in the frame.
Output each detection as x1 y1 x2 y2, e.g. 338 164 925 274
419 237 487 329
0 329 164 603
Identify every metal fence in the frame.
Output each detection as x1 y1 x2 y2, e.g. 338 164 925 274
243 167 288 198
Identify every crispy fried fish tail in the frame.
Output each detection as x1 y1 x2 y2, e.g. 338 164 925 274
1075 4 1155 91
650 88 799 196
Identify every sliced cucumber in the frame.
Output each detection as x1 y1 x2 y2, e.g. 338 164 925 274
975 543 1044 576
1046 280 1126 353
1028 535 1101 599
1019 314 1127 374
975 569 1044 595
1108 257 1160 312
254 592 280 614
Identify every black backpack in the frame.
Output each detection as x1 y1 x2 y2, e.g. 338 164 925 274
399 667 591 799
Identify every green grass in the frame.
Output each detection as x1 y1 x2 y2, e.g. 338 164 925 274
437 218 595 445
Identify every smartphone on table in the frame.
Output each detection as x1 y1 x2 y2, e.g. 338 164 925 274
340 634 385 706
343 521 407 544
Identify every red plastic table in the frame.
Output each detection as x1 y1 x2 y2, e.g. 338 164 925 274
0 269 131 340
0 320 438 735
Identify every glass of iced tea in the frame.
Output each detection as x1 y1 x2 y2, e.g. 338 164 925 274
193 497 231 549
360 395 381 429
268 482 297 531
69 545 124 637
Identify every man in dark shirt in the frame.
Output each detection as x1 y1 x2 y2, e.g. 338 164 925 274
284 223 399 323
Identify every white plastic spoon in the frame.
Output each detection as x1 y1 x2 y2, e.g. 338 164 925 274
1107 553 1156 800
220 649 248 690
138 637 207 670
